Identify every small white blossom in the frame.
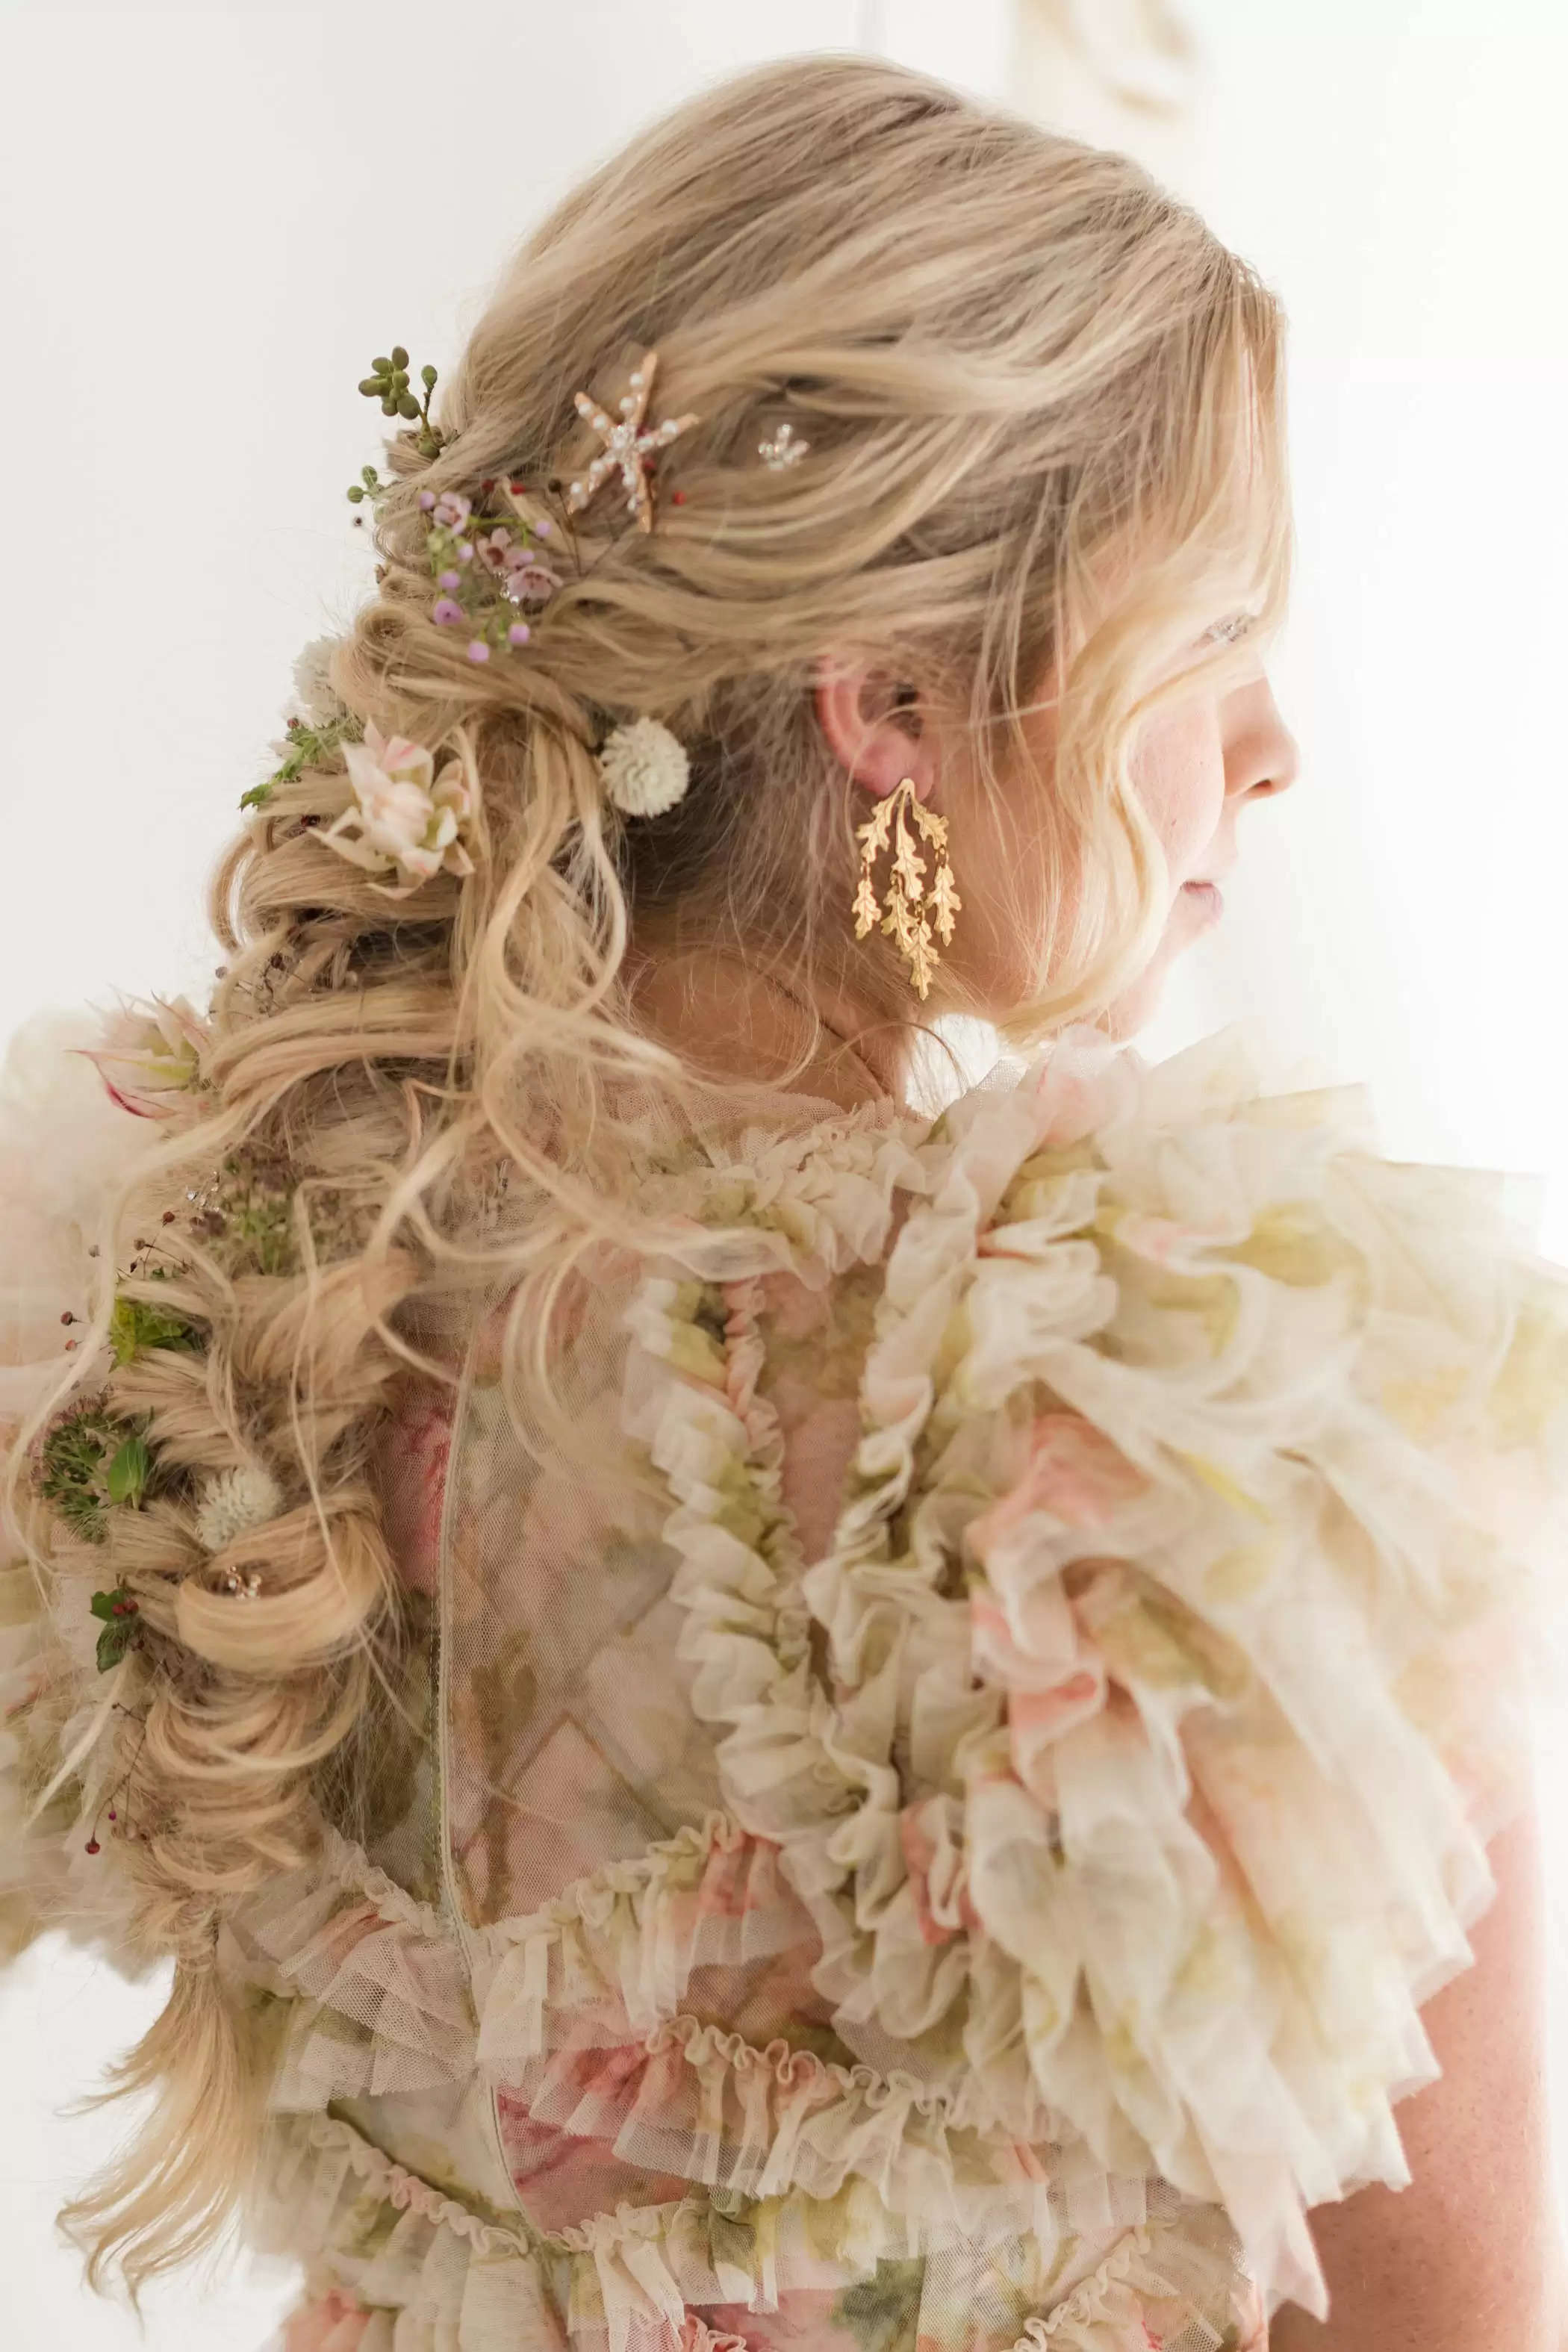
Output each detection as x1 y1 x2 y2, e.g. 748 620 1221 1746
285 635 350 729
597 716 690 818
320 720 476 897
195 1463 284 1552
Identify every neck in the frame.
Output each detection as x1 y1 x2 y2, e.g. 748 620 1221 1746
626 936 912 1113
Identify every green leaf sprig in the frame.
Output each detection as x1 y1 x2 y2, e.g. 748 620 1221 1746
240 709 363 815
89 1585 143 1673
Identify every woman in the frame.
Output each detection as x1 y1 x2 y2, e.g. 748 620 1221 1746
3 52 1566 2352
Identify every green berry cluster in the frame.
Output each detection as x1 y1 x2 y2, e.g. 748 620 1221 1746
349 344 447 471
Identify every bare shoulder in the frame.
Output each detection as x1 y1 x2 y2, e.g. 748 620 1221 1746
1270 1789 1566 2352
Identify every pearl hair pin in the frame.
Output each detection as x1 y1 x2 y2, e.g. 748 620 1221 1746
566 349 698 535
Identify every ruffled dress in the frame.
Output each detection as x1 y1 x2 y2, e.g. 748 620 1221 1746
7 1013 1568 2352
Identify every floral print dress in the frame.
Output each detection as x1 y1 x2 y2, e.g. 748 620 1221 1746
11 1017 1568 2352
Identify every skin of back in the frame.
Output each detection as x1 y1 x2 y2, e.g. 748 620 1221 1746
1268 1792 1567 2352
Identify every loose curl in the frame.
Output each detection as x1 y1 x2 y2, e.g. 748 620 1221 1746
7 49 1290 2293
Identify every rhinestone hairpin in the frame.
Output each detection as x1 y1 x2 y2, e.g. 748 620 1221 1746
219 1566 263 1600
565 349 698 535
759 420 809 470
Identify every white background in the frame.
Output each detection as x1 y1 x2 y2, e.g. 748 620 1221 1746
2 2 1565 2341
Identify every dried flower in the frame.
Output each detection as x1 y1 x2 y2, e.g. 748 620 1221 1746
319 720 476 897
286 635 350 729
195 1462 283 1552
597 716 690 818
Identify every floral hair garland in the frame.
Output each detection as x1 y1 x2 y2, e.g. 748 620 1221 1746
236 340 776 885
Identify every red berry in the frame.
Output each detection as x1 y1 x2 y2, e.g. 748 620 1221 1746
108 1808 116 1822
85 1840 100 1855
671 491 687 505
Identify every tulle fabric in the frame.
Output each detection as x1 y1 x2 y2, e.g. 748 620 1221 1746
5 1007 1568 2350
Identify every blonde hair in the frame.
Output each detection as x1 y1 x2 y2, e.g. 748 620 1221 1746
8 49 1290 2292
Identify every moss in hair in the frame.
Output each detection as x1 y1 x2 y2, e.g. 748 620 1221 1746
108 1296 202 1370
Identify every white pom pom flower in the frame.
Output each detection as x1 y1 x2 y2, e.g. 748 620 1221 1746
287 635 350 729
597 716 690 818
195 1463 284 1553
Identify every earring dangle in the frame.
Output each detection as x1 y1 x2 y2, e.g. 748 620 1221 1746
852 777 961 1001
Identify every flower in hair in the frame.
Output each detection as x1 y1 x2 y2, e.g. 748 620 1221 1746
597 716 690 818
286 635 352 730
78 995 208 1119
195 1462 283 1554
320 719 476 896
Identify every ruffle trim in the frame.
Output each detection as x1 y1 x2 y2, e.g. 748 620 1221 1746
474 1812 816 2058
221 1826 476 2106
495 2006 1125 2239
1007 2200 1263 2351
222 1813 821 2115
261 2109 1253 2352
256 2108 1061 2352
632 1016 1568 2325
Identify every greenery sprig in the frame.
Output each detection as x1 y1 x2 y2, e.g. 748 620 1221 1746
108 1295 199 1369
351 345 447 462
89 1587 143 1675
240 710 363 815
37 1402 156 1548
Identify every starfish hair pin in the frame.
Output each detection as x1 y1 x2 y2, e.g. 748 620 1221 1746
565 349 698 535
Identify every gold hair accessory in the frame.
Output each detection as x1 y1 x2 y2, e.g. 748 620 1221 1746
566 349 698 535
852 777 961 1001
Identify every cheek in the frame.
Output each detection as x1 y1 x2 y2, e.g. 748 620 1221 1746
1130 706 1225 879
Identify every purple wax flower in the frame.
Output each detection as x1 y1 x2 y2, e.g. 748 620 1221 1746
508 622 531 646
438 570 461 591
466 640 491 663
432 597 464 625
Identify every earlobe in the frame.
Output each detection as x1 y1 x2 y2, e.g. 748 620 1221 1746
813 659 937 802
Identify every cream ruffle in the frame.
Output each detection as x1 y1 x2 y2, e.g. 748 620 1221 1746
257 2107 980 2352
1007 2196 1262 2351
261 2109 1242 2352
632 1017 1568 2324
223 1814 820 2114
475 1813 815 2065
494 2006 1117 2245
225 1815 1118 2241
221 1826 476 2107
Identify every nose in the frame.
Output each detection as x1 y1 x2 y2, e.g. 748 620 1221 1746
1227 673 1300 804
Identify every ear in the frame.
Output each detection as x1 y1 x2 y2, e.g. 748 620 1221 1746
813 659 939 801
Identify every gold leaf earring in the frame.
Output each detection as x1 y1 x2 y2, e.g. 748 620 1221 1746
852 777 961 1001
